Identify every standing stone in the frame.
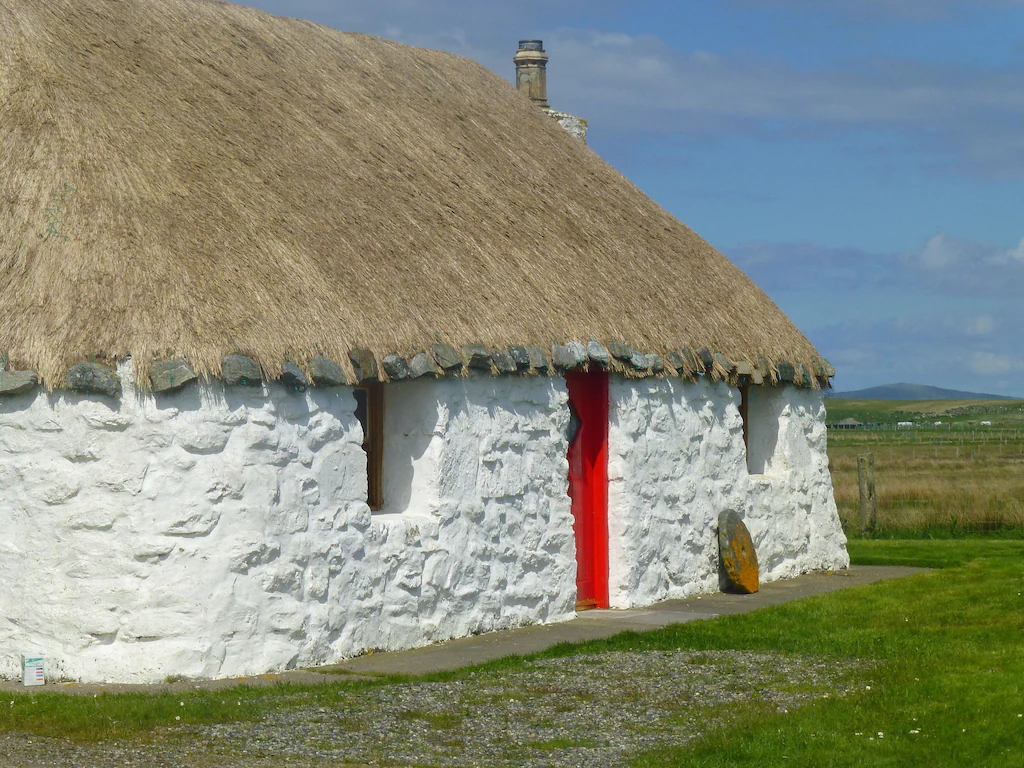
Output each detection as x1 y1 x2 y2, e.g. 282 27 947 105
431 343 463 372
349 347 378 382
382 354 410 381
409 352 440 378
223 355 262 387
491 349 516 374
509 346 532 372
150 359 198 393
0 370 37 396
279 361 308 392
66 362 122 398
308 355 347 387
462 344 493 371
718 510 759 594
587 341 610 368
527 346 549 373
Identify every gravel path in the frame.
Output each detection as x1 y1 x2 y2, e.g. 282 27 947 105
0 650 868 767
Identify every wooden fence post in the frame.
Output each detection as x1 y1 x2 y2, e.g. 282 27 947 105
858 452 877 532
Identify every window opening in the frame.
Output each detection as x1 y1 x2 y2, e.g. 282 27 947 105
739 384 750 454
744 385 783 476
354 382 384 511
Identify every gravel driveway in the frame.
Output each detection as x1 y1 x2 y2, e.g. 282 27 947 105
0 649 868 768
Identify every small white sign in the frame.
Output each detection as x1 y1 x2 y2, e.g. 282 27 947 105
21 654 44 687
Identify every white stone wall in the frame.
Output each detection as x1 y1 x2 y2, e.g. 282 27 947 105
0 365 574 683
607 377 848 609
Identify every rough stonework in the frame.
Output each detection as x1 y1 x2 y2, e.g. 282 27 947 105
279 362 308 392
544 109 588 144
587 342 611 368
718 510 759 594
308 355 347 387
527 346 549 373
606 377 848 609
0 371 37 396
628 349 649 371
491 349 516 374
349 348 378 382
382 355 410 381
0 363 574 683
509 346 532 372
66 362 121 398
150 359 198 394
409 353 440 379
462 344 493 371
431 344 462 372
223 355 262 386
551 344 580 370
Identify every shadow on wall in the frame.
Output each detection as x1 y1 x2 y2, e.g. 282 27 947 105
747 387 783 475
382 381 447 516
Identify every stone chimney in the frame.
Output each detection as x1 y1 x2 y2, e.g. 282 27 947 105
513 40 550 108
514 40 588 144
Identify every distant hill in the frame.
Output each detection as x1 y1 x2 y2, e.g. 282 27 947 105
830 383 1018 401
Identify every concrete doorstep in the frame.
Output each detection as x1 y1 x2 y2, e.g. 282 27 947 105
1 565 927 696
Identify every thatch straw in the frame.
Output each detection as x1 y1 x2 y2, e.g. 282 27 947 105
0 0 825 388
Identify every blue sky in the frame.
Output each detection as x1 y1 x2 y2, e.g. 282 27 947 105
249 0 1024 396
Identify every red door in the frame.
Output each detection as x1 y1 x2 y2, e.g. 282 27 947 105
566 370 609 610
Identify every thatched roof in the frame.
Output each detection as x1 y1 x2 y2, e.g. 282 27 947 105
0 0 826 388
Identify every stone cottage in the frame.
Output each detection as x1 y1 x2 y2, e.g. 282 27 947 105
0 0 848 683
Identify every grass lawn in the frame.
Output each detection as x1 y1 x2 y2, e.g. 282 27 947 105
0 539 1021 767
623 538 1024 767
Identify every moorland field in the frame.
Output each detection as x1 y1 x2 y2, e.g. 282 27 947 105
825 398 1024 532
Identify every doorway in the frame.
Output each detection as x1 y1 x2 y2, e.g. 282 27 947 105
565 370 609 609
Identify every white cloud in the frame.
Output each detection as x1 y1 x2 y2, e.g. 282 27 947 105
729 236 1024 395
965 315 996 336
739 0 1024 20
918 233 961 269
970 351 1023 375
247 1 1024 177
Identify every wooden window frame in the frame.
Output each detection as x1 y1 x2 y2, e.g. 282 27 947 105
354 382 384 511
739 384 751 458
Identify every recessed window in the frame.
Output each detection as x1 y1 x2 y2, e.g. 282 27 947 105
353 382 384 511
742 385 782 476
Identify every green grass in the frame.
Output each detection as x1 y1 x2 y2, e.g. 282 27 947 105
2 539 1021 768
624 539 1024 767
398 708 466 729
0 676 392 742
825 398 1024 426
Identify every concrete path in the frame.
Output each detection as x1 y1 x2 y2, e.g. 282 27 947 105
330 565 927 676
2 565 927 696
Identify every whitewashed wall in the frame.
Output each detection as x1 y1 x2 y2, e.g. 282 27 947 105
607 377 848 609
0 364 573 683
